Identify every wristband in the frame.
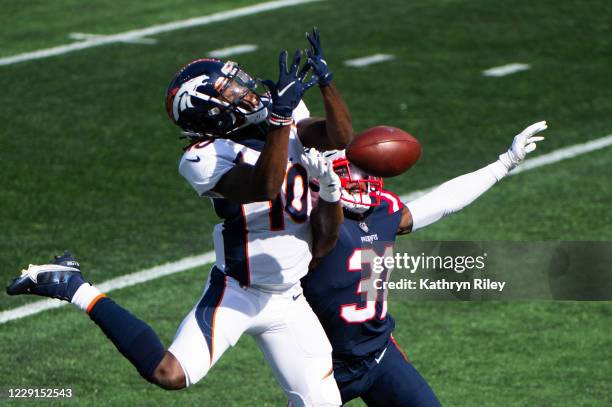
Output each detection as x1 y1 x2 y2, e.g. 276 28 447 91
317 71 333 87
267 111 293 127
317 173 341 202
498 151 520 171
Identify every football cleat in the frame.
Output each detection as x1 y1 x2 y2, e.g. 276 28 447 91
6 251 85 301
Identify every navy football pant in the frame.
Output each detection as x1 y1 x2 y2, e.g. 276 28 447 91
337 338 442 406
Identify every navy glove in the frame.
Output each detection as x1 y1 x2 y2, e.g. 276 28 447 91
262 50 317 127
305 27 333 87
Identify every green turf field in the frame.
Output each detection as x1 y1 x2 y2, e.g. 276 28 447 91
1 0 611 405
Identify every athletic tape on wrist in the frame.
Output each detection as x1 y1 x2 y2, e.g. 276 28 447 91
268 111 293 127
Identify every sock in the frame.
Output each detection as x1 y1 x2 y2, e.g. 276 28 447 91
87 296 165 382
71 283 105 312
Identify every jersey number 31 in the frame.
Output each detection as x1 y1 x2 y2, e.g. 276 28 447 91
340 246 393 323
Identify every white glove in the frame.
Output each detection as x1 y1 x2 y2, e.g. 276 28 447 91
498 121 547 171
301 149 341 202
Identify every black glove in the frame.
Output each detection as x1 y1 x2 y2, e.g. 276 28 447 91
262 50 316 127
305 27 333 87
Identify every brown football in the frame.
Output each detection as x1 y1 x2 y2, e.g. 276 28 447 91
346 126 421 177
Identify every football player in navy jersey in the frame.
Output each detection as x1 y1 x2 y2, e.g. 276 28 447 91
7 29 352 406
302 121 548 406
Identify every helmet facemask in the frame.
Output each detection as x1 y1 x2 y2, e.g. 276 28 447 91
213 62 269 130
331 155 383 214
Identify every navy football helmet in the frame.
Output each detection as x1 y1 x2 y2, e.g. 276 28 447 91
165 59 269 138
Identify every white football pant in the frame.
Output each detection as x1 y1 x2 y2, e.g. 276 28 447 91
168 268 341 406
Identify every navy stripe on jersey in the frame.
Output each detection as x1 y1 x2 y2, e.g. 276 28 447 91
229 134 265 152
228 124 267 150
207 136 268 286
238 137 265 152
195 267 228 366
268 195 285 231
209 136 308 287
212 198 250 286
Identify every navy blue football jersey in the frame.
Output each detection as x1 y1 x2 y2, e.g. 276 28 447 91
302 190 404 360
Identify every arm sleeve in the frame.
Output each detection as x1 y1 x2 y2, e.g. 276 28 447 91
406 160 509 232
178 141 237 197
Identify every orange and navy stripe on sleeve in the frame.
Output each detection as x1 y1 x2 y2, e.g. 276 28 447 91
86 293 107 314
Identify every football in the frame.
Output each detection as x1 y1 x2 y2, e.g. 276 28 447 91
346 125 421 177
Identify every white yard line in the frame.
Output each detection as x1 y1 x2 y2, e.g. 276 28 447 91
0 252 216 324
512 134 612 174
2 134 611 324
69 33 158 45
0 0 322 66
344 54 395 68
208 44 259 58
482 63 530 77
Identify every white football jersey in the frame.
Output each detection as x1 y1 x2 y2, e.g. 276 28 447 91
179 102 313 289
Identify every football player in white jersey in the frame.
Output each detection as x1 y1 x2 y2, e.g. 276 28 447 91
7 29 349 406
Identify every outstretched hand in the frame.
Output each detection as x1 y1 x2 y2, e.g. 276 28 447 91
499 121 547 170
261 50 317 126
305 27 333 87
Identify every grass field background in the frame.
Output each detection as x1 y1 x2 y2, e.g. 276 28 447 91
1 0 611 405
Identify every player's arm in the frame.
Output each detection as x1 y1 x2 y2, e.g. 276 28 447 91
302 150 343 269
310 199 343 269
397 121 548 234
213 126 290 202
297 28 353 151
297 85 352 150
213 50 317 203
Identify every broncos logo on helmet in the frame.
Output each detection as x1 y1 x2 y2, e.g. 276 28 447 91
165 59 269 139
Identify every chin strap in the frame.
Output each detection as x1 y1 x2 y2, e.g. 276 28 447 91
340 190 371 213
241 102 269 126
